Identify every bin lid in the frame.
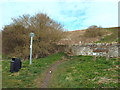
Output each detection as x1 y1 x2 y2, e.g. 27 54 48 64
12 58 16 61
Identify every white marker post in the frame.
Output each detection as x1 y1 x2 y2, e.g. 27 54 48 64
93 52 97 61
29 32 35 65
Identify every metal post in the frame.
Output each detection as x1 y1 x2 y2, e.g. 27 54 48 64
29 32 35 65
30 36 33 64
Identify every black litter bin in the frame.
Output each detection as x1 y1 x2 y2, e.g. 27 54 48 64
10 58 22 72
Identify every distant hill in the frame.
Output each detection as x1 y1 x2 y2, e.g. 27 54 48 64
58 27 119 45
0 32 1 54
96 27 119 43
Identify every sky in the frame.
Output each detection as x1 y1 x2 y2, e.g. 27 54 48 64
0 0 119 31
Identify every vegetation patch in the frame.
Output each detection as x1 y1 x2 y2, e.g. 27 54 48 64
2 52 65 88
95 27 118 43
2 53 119 88
48 56 119 88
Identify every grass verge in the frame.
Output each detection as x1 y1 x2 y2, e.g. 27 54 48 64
49 56 119 88
2 52 65 88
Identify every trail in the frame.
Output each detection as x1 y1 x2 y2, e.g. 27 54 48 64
40 59 66 88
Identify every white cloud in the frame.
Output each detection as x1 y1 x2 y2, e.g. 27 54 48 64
0 0 118 30
0 0 119 2
83 1 118 29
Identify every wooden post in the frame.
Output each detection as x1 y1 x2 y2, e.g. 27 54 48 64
106 53 109 60
94 55 96 61
93 52 97 61
106 48 109 60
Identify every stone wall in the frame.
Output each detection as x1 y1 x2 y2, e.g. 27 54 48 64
108 45 119 57
58 43 120 58
70 45 93 56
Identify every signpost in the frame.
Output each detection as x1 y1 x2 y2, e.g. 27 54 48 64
29 32 35 65
93 52 97 61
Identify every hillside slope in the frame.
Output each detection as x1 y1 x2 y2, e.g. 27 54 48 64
96 27 119 43
59 27 119 45
0 32 1 54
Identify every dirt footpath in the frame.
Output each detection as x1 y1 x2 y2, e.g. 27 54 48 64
40 59 67 88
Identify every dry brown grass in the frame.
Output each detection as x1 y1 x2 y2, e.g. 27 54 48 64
0 32 2 54
98 77 118 84
59 27 115 45
59 29 100 45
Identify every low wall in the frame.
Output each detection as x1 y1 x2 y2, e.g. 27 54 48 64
58 43 120 58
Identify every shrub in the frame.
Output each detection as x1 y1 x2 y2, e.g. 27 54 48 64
84 25 105 38
2 13 65 59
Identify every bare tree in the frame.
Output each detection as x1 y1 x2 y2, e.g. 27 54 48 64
2 13 65 59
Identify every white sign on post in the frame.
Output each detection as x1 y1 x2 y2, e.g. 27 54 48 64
93 52 97 56
29 32 35 65
30 33 35 37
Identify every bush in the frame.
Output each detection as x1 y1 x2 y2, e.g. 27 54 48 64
84 25 105 38
2 13 65 59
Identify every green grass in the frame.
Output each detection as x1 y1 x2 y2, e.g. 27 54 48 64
95 27 118 43
2 53 119 88
49 56 119 88
2 52 65 88
0 59 2 89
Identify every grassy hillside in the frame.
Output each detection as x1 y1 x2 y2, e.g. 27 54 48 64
2 52 65 88
0 60 1 89
49 56 119 88
63 27 119 44
96 27 119 43
0 32 1 54
2 53 119 88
